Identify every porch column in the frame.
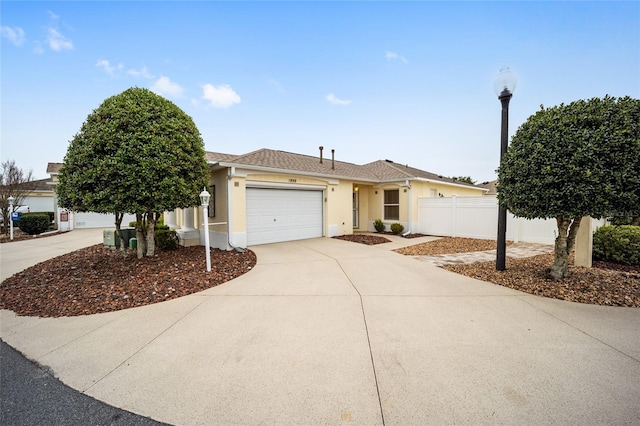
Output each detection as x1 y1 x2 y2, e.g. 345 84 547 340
166 209 179 230
177 207 200 246
182 207 195 231
574 216 593 268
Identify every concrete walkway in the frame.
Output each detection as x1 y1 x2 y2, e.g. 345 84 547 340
414 241 555 266
1 232 639 425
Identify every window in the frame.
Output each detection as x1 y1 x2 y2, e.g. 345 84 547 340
383 189 399 220
208 185 215 217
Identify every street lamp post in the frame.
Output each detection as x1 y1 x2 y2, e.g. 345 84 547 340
8 196 14 241
199 188 212 272
494 68 516 271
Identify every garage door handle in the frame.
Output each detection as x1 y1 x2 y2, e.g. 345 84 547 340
273 218 276 222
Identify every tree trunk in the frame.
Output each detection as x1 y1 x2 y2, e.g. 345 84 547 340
549 216 581 280
146 212 157 257
114 212 127 257
135 213 147 259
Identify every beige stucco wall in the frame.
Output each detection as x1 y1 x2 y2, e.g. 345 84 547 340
247 174 328 188
325 180 353 236
365 183 411 229
230 176 246 234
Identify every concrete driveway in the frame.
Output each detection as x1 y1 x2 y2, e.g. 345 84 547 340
1 233 639 425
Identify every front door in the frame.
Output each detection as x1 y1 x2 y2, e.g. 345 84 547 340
353 190 359 228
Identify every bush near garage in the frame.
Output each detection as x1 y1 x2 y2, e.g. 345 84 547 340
593 225 640 265
390 222 404 235
129 217 167 229
18 213 51 235
373 219 385 232
155 229 179 250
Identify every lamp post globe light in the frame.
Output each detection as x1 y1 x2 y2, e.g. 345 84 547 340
8 195 15 241
494 67 516 271
199 188 212 272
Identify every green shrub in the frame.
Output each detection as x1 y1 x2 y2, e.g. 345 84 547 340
129 216 166 229
155 229 179 250
32 211 55 223
18 213 50 235
373 219 385 233
593 225 640 265
390 222 404 235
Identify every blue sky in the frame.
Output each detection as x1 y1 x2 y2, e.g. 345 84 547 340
2 1 639 183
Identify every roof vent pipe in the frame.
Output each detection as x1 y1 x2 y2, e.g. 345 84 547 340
319 146 324 164
331 149 335 170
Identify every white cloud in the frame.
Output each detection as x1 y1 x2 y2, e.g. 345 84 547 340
47 27 73 51
202 83 241 108
325 93 351 106
48 10 60 21
128 66 154 79
96 59 116 75
1 26 25 46
385 50 408 64
151 76 184 98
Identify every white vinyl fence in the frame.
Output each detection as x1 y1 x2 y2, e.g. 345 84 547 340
417 196 604 245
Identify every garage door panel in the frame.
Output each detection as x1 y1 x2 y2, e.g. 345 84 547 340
246 188 323 245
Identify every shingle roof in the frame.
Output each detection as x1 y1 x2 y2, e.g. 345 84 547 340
478 179 497 195
32 178 54 191
209 149 380 181
205 152 239 163
48 149 482 189
363 160 480 187
208 148 481 188
47 162 62 174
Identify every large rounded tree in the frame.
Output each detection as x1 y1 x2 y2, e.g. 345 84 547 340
498 95 639 280
57 87 209 258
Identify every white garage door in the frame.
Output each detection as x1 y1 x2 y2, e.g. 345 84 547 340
246 188 323 245
73 212 137 229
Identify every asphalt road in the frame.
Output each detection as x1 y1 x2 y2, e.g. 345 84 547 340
1 340 169 426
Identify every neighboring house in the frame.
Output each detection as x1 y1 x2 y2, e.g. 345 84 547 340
46 163 137 229
18 178 56 213
48 148 487 246
478 180 498 196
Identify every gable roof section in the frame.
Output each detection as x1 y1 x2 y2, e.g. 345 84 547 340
209 148 483 189
48 149 485 190
210 148 380 181
363 160 480 188
47 162 62 174
205 152 238 163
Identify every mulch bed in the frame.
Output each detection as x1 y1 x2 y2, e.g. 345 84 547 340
339 235 639 307
444 253 640 307
332 232 429 245
0 244 256 317
332 235 391 245
394 237 513 256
